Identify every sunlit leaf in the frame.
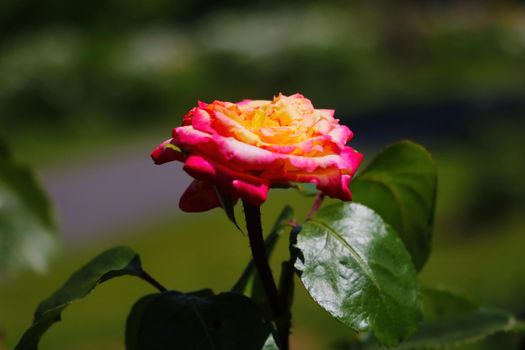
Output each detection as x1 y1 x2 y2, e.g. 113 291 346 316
295 202 421 347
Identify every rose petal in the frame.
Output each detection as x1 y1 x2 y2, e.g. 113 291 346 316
179 180 222 212
151 139 183 165
191 108 216 134
183 155 269 206
212 110 261 144
153 93 364 208
327 125 353 150
232 180 268 206
174 126 357 173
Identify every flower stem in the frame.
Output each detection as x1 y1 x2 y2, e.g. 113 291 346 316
242 200 288 350
136 270 167 293
306 192 325 220
278 224 301 346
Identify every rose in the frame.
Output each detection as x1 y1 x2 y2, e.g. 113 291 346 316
151 93 363 212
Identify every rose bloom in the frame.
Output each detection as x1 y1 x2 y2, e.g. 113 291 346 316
151 93 363 212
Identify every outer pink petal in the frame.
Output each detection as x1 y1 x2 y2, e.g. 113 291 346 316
191 108 216 134
317 109 335 118
174 126 280 171
287 154 350 173
173 125 359 174
236 99 253 106
327 125 353 150
179 180 222 212
289 170 352 201
183 155 269 206
151 139 183 165
183 154 269 187
232 180 268 206
340 147 364 176
318 173 352 201
173 126 214 147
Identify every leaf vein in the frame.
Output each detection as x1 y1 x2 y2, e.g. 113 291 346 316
307 218 397 326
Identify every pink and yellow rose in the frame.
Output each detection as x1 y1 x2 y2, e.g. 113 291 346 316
151 93 363 212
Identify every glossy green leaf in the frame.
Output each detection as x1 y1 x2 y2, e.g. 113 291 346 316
126 291 271 350
15 246 153 350
0 140 59 275
351 141 437 271
295 202 421 347
232 206 294 295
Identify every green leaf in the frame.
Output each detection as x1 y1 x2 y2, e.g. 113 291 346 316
351 141 437 271
232 206 294 295
386 288 523 349
15 246 153 350
392 309 516 349
126 291 272 350
295 202 421 347
364 288 524 350
420 287 477 321
395 309 519 349
0 140 59 275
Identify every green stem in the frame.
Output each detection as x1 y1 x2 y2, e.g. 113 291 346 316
278 224 301 345
306 192 325 220
242 200 288 350
136 270 167 293
278 192 323 344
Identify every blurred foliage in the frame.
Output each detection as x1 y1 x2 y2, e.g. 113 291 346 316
0 140 59 277
1 1 525 151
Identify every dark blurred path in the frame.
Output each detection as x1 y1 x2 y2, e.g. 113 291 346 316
38 142 191 244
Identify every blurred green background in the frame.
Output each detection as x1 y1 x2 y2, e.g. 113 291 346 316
1 0 525 349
